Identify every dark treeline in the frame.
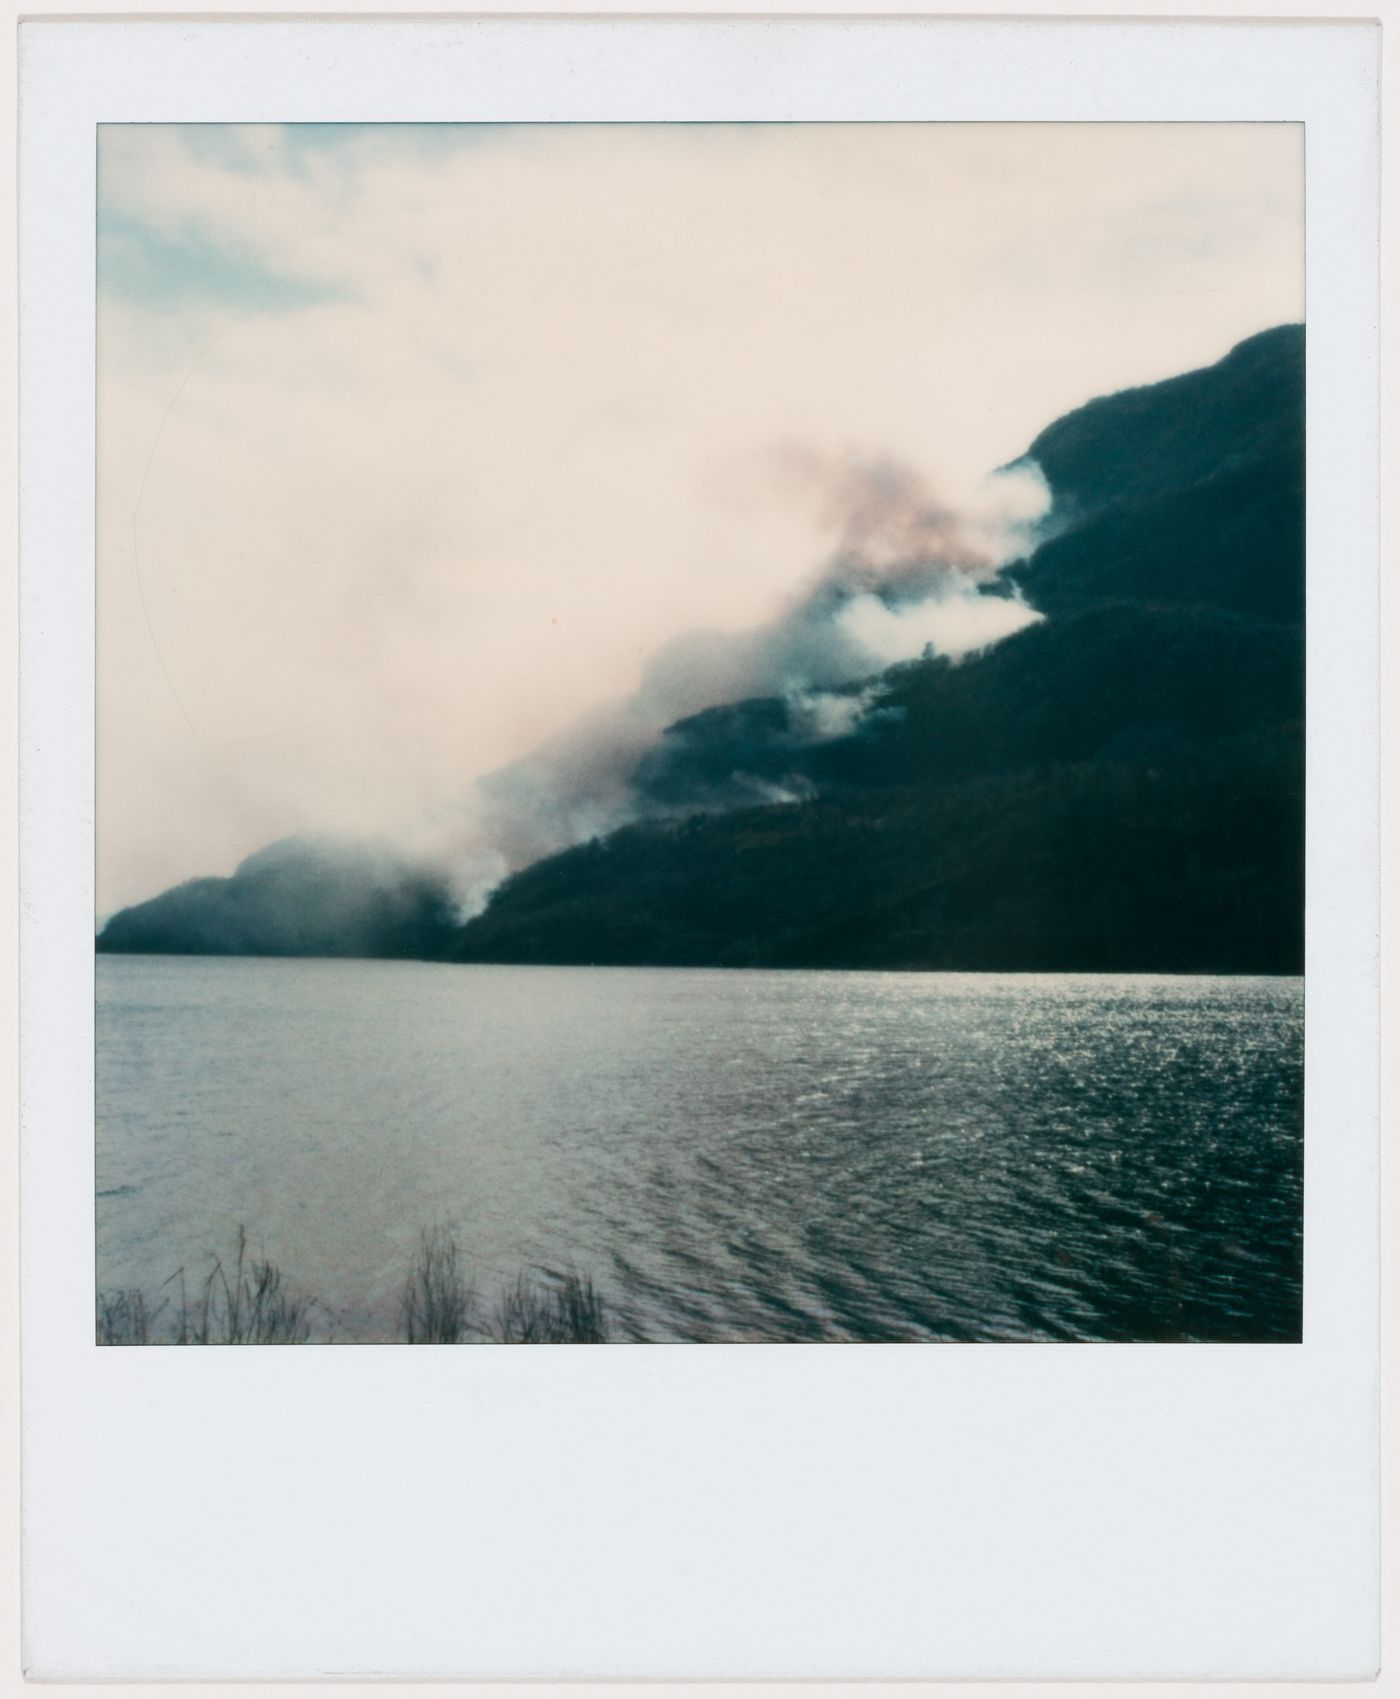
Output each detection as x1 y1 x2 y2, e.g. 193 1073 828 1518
452 730 1301 973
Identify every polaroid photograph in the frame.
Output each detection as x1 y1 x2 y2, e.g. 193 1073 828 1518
92 117 1308 1352
18 14 1381 1683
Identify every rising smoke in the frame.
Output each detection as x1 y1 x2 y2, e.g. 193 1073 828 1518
449 452 1049 914
98 449 1052 945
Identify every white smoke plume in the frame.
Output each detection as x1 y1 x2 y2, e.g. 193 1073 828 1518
445 452 1049 913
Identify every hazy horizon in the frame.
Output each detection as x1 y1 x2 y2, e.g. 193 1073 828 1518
97 121 1304 914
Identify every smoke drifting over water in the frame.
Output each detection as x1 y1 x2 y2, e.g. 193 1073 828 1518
452 455 1049 913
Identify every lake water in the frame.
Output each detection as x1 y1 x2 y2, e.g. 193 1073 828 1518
96 958 1304 1343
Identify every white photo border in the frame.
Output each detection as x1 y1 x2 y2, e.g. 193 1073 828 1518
18 15 1381 1682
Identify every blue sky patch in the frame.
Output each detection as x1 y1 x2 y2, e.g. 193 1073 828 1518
98 209 343 315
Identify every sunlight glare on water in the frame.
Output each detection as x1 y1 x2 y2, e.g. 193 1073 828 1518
96 958 1303 1343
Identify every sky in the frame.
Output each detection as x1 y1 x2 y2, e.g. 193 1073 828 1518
96 121 1304 914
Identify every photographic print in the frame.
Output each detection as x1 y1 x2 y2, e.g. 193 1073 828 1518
94 119 1306 1347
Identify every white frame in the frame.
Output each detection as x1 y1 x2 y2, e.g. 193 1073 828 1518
18 16 1380 1682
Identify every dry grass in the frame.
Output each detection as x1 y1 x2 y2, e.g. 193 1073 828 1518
96 1286 160 1345
486 1267 609 1343
170 1227 316 1345
96 1223 610 1344
401 1225 476 1343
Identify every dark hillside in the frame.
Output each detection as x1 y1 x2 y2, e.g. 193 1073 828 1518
1011 325 1303 622
454 727 1301 973
100 326 1305 970
453 325 1305 973
635 600 1301 806
97 837 459 960
1023 324 1303 523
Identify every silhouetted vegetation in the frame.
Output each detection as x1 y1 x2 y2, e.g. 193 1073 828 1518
401 1225 476 1343
97 1225 612 1345
173 1226 317 1344
98 1230 315 1344
96 1286 159 1345
486 1267 609 1343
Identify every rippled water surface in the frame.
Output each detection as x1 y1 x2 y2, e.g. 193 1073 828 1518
96 958 1303 1342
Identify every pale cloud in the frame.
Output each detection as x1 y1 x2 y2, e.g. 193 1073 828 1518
97 121 1304 911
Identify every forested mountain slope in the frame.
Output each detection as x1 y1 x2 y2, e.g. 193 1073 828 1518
452 326 1305 972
